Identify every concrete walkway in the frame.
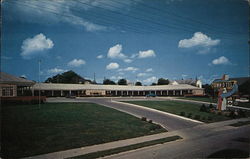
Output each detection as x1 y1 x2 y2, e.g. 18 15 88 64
24 118 250 159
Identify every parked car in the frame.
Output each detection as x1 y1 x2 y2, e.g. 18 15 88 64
146 93 156 97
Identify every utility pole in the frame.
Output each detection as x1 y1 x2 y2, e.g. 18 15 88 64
38 60 41 109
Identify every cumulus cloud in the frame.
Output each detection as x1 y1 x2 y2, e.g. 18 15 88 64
211 56 230 65
106 62 119 70
97 55 104 59
68 59 86 67
47 68 66 74
178 32 220 48
138 50 156 58
137 73 148 77
107 44 127 59
146 68 153 72
124 59 133 63
143 76 157 84
123 67 138 72
21 33 54 59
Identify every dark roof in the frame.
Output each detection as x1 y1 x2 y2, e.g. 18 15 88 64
0 72 35 86
213 77 250 86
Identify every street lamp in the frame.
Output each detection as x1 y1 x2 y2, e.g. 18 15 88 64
38 60 41 108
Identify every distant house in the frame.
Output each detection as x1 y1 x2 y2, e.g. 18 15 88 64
0 72 35 97
171 79 202 88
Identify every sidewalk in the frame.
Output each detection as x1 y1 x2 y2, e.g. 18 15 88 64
23 118 249 159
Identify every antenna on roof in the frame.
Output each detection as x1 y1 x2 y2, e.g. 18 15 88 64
93 72 96 83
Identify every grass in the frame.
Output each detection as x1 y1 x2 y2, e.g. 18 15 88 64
229 120 250 127
177 97 217 103
123 101 230 123
237 102 250 108
2 103 166 159
71 136 182 159
207 149 249 158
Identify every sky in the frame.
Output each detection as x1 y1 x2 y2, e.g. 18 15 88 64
1 0 249 85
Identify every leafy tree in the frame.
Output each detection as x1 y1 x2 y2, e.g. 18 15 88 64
45 70 91 84
103 79 116 85
135 81 142 86
157 78 169 85
151 83 157 86
239 79 250 95
118 79 127 85
202 84 215 97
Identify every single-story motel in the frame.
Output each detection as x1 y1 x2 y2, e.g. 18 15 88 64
0 72 204 97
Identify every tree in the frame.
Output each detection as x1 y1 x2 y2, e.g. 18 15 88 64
118 79 127 85
135 81 142 86
157 78 169 85
202 84 214 97
239 79 250 95
45 70 91 84
103 79 116 85
151 83 157 86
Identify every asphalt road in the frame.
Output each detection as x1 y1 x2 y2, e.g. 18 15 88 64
47 97 201 131
103 124 250 159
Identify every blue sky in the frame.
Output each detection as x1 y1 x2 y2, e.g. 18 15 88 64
1 0 249 85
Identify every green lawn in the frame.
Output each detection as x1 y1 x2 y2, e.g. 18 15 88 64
124 101 230 123
2 103 166 159
177 97 217 103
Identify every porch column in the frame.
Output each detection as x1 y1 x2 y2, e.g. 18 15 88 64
167 90 169 96
180 90 183 96
52 90 54 96
61 90 63 96
173 90 176 96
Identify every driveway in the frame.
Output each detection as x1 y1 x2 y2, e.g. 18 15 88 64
47 97 201 131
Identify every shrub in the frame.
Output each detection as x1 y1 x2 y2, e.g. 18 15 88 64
194 115 200 120
200 104 207 112
209 104 214 109
148 120 153 123
238 110 246 118
149 124 161 131
217 112 222 116
207 116 213 121
141 117 147 121
187 113 192 118
180 112 185 116
202 116 206 121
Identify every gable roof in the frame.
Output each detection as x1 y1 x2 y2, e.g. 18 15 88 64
0 72 35 86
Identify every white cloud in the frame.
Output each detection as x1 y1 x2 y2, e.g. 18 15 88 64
107 44 127 59
123 67 138 72
178 32 220 48
146 68 153 72
143 76 157 84
138 50 156 58
110 75 123 81
211 56 230 65
137 73 148 77
68 59 86 67
124 59 133 63
47 68 66 74
21 33 54 59
106 62 119 70
20 74 27 78
97 55 104 59
12 1 106 32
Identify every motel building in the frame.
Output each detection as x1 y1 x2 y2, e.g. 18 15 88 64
0 72 35 97
0 72 204 97
32 83 204 97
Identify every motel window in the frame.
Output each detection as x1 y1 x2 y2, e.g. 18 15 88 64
2 86 14 97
